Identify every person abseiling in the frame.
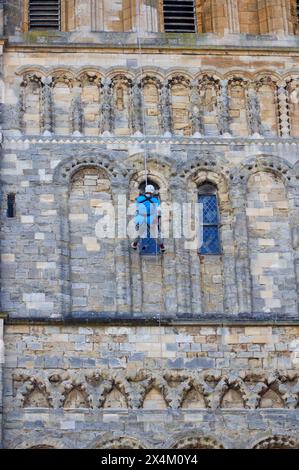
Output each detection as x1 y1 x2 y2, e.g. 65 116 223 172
131 184 165 253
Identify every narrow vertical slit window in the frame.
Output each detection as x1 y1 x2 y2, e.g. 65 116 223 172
297 0 299 22
163 0 196 32
29 0 61 30
198 184 221 255
7 194 16 218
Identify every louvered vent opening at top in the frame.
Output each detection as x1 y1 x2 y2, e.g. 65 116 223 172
163 0 196 32
29 0 61 30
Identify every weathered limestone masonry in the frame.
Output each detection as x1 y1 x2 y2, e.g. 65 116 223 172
4 324 299 449
0 0 299 449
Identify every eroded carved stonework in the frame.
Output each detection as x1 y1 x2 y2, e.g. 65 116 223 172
13 370 299 410
15 69 299 139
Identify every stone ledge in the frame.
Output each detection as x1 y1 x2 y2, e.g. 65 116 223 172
4 134 299 146
5 32 299 53
4 311 299 326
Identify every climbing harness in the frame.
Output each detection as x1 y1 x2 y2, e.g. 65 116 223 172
134 192 162 254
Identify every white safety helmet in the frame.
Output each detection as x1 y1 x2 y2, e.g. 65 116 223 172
145 184 155 194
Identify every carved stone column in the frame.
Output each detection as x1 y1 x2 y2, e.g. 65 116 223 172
172 179 192 316
136 0 160 33
160 81 172 136
246 84 263 136
17 78 26 134
226 0 240 33
91 0 104 31
111 180 132 314
185 179 203 315
202 0 230 35
71 0 91 31
190 79 204 136
0 0 4 36
101 78 113 135
257 0 294 35
71 93 83 136
217 79 231 136
57 185 72 316
160 183 179 317
230 180 252 314
287 172 299 317
41 76 53 135
61 0 76 31
131 82 143 135
277 84 290 138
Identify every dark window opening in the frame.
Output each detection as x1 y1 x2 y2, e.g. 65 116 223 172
163 0 196 33
137 179 161 255
7 194 16 218
198 184 221 255
29 0 61 30
297 0 299 21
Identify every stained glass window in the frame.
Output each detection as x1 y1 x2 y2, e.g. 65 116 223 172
198 184 221 255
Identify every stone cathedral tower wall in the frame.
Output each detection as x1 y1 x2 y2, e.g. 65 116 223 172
0 0 298 449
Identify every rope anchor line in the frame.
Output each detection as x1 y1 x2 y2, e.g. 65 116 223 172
136 1 163 356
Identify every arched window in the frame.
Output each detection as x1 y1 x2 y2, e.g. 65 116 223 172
198 183 221 255
136 179 162 255
29 0 61 30
163 0 196 32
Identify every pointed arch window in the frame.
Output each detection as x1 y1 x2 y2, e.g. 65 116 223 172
29 0 61 30
163 0 196 32
198 183 221 255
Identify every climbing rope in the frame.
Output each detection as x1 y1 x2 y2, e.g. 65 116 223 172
136 0 164 357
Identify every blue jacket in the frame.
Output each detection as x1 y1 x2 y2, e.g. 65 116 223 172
135 194 161 226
